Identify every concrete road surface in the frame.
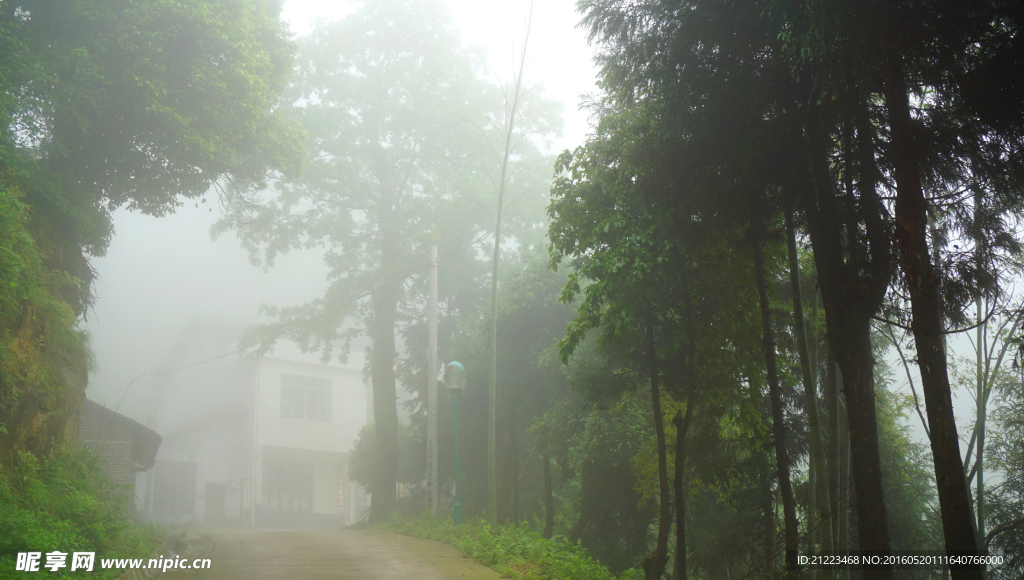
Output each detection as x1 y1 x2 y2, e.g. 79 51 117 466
159 529 504 580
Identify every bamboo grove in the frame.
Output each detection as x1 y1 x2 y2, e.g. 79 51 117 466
540 0 1024 578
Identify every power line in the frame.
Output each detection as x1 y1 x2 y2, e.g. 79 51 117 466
114 239 492 409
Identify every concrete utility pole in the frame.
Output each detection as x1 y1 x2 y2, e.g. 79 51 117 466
428 245 439 512
488 232 500 528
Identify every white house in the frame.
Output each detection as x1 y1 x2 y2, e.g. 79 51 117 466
140 315 371 529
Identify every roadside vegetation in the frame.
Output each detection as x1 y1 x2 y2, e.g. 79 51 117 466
1 1 298 575
381 513 639 580
0 446 163 579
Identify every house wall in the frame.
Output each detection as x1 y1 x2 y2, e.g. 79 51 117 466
151 412 250 526
252 357 370 525
77 420 136 488
144 327 257 527
260 446 345 515
255 358 367 453
143 317 372 528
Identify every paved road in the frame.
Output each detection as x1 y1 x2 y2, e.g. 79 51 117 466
159 529 503 580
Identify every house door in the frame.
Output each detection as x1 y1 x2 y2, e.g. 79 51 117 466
205 483 226 528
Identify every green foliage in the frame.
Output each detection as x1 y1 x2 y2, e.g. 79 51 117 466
214 0 562 362
0 446 163 579
871 355 943 552
394 245 575 524
985 360 1024 578
348 422 425 492
558 0 1024 564
547 72 781 575
1 0 303 329
567 396 654 572
214 0 548 521
382 513 640 580
0 185 92 455
1 0 301 461
2 0 303 221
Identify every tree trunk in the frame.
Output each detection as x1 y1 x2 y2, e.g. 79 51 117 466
368 270 401 522
543 448 554 539
762 467 776 578
673 403 695 580
825 350 840 551
488 202 502 529
884 52 983 578
512 419 520 525
796 105 893 578
643 323 671 580
752 236 799 573
837 324 890 557
569 507 590 543
786 209 834 554
838 370 850 580
757 410 777 577
499 420 512 524
366 154 404 523
976 298 985 542
808 453 817 551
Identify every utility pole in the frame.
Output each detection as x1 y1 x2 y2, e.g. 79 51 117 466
428 244 438 512
488 228 499 527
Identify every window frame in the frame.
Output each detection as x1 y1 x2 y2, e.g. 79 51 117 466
279 373 331 422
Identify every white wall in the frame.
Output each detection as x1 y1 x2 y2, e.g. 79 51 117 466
255 358 367 454
252 357 369 517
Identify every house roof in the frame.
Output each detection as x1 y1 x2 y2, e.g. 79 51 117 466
78 399 162 469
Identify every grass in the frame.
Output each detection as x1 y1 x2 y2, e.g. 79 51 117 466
380 513 642 580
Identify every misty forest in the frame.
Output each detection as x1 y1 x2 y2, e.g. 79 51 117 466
1 0 1023 579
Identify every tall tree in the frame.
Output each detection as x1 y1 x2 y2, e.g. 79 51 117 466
750 220 799 573
549 98 770 577
0 0 301 459
777 1 1024 573
672 401 695 580
576 1 899 570
216 0 495 522
549 134 678 578
785 209 833 556
984 343 1024 579
1 0 301 260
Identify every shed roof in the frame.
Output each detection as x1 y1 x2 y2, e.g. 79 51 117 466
78 399 162 469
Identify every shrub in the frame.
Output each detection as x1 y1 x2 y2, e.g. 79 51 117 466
0 446 163 579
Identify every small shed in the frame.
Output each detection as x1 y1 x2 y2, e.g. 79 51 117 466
76 399 162 506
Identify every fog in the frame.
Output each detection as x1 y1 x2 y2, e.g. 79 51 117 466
39 0 1017 572
83 0 597 424
84 205 330 419
82 0 986 499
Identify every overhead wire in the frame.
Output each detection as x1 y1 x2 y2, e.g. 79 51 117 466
112 235 494 414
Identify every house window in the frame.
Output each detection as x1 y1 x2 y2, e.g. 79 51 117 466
262 461 313 511
280 373 331 422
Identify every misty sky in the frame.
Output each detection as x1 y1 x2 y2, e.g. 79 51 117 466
84 0 598 422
